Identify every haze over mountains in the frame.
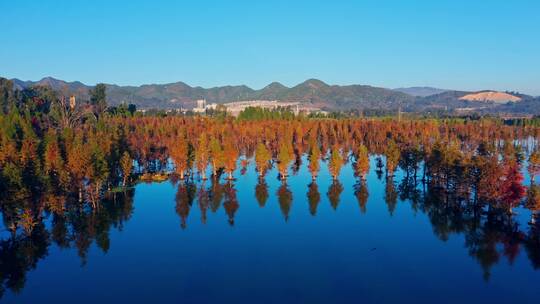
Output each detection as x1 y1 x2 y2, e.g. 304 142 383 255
8 76 540 114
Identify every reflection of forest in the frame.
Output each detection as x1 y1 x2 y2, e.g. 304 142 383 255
0 190 134 298
173 173 540 283
2 170 540 298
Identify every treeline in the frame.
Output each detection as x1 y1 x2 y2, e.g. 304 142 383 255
2 76 540 215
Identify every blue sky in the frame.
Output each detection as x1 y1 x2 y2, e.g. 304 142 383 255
1 0 539 95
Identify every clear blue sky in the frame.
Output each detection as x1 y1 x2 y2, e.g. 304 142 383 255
1 0 539 95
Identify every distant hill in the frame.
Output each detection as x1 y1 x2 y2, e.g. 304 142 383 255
9 77 413 110
6 76 539 114
459 91 521 103
12 77 91 100
393 87 448 97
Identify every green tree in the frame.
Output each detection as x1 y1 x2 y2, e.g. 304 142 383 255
255 142 271 177
385 140 400 177
90 83 107 119
120 151 133 187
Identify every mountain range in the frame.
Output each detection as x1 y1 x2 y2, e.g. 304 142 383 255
7 76 540 114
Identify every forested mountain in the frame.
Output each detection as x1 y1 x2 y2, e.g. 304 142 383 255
10 77 413 110
7 76 540 114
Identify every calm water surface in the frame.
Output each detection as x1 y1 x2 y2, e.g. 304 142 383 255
2 157 540 303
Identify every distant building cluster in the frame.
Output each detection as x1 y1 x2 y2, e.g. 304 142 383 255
220 100 323 116
193 99 218 113
138 99 325 116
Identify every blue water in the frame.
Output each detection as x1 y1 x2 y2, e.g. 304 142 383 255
1 157 539 303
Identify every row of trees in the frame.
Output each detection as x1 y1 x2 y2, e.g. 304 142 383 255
2 76 540 229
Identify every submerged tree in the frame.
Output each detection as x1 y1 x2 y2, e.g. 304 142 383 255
385 140 400 177
529 149 540 183
328 146 343 181
170 136 189 180
223 136 238 180
308 140 321 181
209 136 224 178
120 151 133 187
195 133 210 180
500 160 526 213
354 144 370 180
277 141 294 180
526 185 540 224
255 142 272 178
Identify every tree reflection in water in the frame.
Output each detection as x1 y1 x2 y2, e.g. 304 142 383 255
307 182 321 216
277 182 293 222
2 171 540 298
327 180 343 211
0 190 134 298
255 178 269 208
354 179 369 214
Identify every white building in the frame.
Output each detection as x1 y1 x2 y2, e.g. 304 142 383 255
193 99 207 113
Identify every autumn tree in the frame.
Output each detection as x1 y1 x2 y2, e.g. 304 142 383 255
354 144 370 180
43 129 68 188
308 140 321 181
526 184 540 224
66 134 91 202
500 160 526 213
255 142 271 178
195 133 210 180
528 149 540 183
277 141 294 180
222 136 238 180
209 137 224 178
120 151 133 187
328 146 343 181
385 140 400 177
170 136 189 179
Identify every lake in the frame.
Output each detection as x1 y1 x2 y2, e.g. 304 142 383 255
1 156 539 303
